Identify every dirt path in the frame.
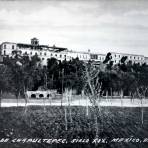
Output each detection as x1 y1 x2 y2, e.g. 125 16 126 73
1 98 148 107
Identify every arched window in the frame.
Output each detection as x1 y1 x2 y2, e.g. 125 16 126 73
4 44 6 49
47 94 52 98
12 45 14 49
31 94 36 98
39 94 44 98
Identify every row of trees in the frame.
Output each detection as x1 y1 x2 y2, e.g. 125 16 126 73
83 53 148 100
0 53 85 100
0 52 148 101
103 53 148 99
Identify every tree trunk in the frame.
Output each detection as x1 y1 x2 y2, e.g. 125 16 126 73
61 95 63 107
94 106 99 139
130 91 133 102
51 74 54 89
68 90 72 123
0 89 2 108
106 90 108 102
82 90 89 116
120 89 123 106
64 90 68 130
61 69 64 107
50 95 52 106
43 96 46 112
141 97 144 125
16 91 20 107
86 96 89 116
111 88 113 99
141 107 144 125
24 87 29 114
64 106 68 130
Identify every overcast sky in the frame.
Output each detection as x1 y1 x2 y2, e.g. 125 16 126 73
0 0 148 55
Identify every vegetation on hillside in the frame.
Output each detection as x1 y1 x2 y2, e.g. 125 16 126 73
0 52 148 99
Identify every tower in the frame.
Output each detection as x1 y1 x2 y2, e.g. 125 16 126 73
31 38 39 46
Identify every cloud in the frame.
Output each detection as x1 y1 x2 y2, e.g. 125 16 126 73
0 0 148 56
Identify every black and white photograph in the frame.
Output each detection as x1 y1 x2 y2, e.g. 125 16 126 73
0 0 148 147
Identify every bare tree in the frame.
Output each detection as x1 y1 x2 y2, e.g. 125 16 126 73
136 86 148 124
63 89 68 130
83 61 106 138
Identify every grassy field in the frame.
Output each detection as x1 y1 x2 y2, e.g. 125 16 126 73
0 106 148 148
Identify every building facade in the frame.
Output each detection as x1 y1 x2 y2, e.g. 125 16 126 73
145 57 148 65
110 52 145 65
0 38 147 65
0 38 91 65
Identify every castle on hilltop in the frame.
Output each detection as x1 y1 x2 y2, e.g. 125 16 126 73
0 38 147 65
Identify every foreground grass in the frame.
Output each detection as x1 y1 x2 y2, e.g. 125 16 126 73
0 106 148 148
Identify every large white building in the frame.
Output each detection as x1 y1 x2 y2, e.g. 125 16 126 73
110 52 145 65
0 38 147 65
0 38 90 65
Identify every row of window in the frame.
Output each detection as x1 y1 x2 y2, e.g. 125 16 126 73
114 60 144 64
90 54 105 60
90 54 98 59
4 44 15 50
114 54 120 58
77 54 88 59
16 50 88 60
21 51 68 58
3 49 87 61
113 54 144 60
30 93 52 98
2 44 144 61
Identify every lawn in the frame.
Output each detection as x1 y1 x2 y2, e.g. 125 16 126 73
0 106 148 148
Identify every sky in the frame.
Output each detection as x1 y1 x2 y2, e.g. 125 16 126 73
0 0 148 55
